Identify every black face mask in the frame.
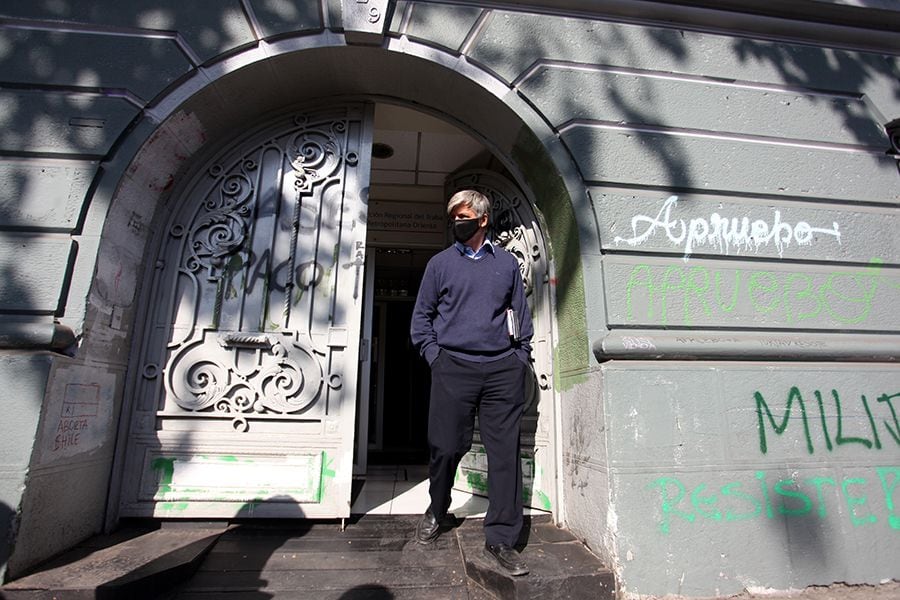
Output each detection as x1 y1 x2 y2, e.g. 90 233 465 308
452 217 481 243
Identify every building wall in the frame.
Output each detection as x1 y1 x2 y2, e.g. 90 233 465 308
0 0 897 595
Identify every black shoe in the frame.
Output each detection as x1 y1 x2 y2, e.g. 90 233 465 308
415 509 441 544
484 542 529 576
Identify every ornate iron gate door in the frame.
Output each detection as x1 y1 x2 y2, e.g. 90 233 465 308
445 170 557 513
119 104 374 518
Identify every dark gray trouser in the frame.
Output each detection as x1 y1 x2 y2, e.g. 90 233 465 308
427 351 525 547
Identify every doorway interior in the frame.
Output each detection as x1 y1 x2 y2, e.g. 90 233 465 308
352 103 556 518
352 104 497 515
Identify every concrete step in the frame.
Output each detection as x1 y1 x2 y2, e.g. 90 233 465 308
456 515 616 600
160 516 472 599
0 516 615 599
0 524 227 600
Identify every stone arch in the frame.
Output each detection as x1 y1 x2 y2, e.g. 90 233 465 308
78 34 592 523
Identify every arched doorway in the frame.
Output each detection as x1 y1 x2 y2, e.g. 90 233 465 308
114 100 558 519
93 38 591 529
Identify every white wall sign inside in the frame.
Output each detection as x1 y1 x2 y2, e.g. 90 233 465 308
367 200 446 247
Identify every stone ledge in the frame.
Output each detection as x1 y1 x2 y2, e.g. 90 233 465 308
0 525 227 600
456 515 616 600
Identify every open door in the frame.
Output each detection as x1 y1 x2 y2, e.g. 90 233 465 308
445 170 557 513
118 104 374 518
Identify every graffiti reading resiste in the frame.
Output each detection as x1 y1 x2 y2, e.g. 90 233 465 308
647 387 900 534
649 467 900 534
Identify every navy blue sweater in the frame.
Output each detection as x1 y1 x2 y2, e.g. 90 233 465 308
410 244 533 365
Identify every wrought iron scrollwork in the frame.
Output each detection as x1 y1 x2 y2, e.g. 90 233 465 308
165 332 327 431
182 162 256 279
496 226 534 295
290 125 344 193
156 112 357 430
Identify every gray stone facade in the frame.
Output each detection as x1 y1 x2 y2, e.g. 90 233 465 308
0 1 897 596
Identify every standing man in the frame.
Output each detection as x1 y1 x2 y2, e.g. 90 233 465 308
410 189 533 577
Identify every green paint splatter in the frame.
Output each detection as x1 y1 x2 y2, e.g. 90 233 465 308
151 457 177 495
512 127 590 385
534 490 552 511
219 455 239 462
316 452 336 503
465 471 489 493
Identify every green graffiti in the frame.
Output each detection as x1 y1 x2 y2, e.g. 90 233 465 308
455 452 551 509
647 478 696 534
756 387 812 455
512 127 590 383
755 387 900 455
316 452 336 503
774 479 813 516
649 468 899 534
814 390 834 451
690 483 722 521
756 471 774 518
625 258 887 327
748 271 781 315
534 490 552 511
720 482 761 522
842 478 877 526
159 502 190 512
807 477 837 518
835 390 875 450
466 471 489 493
878 393 900 445
151 457 178 495
876 467 900 530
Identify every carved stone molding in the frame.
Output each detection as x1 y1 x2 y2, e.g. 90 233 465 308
342 0 391 45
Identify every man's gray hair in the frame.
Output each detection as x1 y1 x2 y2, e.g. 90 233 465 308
447 189 490 219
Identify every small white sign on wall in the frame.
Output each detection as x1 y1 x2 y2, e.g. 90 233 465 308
368 200 446 247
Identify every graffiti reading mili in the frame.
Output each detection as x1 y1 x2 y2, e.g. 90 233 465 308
755 387 900 455
614 195 842 261
648 387 900 534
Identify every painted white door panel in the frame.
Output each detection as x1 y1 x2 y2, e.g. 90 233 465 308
120 104 374 518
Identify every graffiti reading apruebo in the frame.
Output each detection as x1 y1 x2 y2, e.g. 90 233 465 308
614 195 842 261
624 258 888 326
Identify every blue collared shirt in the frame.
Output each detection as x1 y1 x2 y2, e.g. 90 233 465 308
454 239 495 260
